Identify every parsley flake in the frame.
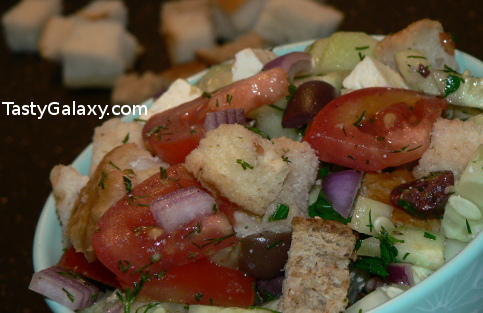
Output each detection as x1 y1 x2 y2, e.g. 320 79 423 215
123 176 132 193
444 74 465 97
236 159 254 170
99 172 107 189
123 132 130 144
424 232 436 240
62 288 75 302
268 203 290 222
466 219 472 234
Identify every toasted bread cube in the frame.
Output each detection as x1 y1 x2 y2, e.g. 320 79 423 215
279 217 356 313
2 0 61 52
161 0 215 64
61 21 139 88
254 0 343 45
111 71 167 107
78 0 128 26
39 16 79 61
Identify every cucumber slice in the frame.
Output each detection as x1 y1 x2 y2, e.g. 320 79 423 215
349 196 394 236
345 285 409 313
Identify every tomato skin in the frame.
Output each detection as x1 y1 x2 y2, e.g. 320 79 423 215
92 164 237 284
143 68 289 165
57 246 120 288
303 88 447 171
121 259 255 308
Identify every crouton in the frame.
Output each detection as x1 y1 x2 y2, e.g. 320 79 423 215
61 21 140 88
2 0 61 52
39 16 79 61
254 0 343 46
50 165 89 248
89 118 146 177
413 116 483 181
68 143 166 261
77 0 128 26
161 0 215 64
209 0 268 40
184 124 318 221
278 217 356 313
375 19 458 71
111 71 166 106
196 33 266 65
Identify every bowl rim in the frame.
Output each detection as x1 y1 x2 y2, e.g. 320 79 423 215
33 39 483 313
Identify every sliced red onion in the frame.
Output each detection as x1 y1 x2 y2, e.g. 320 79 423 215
150 186 215 233
29 266 101 310
322 170 363 218
204 108 246 132
262 52 313 81
386 263 415 286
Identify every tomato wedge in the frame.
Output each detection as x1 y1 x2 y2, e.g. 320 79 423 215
92 164 237 284
303 87 447 171
122 259 255 308
143 68 289 165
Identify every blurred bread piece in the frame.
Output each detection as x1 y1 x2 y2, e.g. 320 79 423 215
161 0 215 64
413 116 483 181
89 118 146 177
68 143 166 261
61 21 140 88
209 0 268 40
50 165 89 248
39 16 79 61
196 33 266 65
254 0 343 46
77 0 128 26
111 71 166 106
375 19 458 71
278 217 356 313
159 61 208 83
2 0 62 52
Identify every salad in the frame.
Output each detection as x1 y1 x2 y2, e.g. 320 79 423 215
31 19 483 313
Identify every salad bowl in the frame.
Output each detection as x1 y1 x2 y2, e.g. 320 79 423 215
33 40 483 313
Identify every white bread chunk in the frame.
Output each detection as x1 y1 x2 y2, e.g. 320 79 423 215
209 0 268 40
78 0 128 26
2 0 61 52
254 0 343 46
232 48 277 82
89 118 147 176
39 16 80 61
278 217 356 313
61 21 139 88
68 144 166 261
413 116 483 180
185 124 318 219
161 0 215 64
342 56 409 90
143 78 203 120
111 71 166 106
375 19 458 71
50 165 89 248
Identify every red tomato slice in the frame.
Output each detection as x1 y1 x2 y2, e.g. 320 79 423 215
92 164 238 284
57 246 120 288
303 88 447 171
121 259 255 308
143 68 289 165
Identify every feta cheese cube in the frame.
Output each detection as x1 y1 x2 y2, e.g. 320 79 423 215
143 78 203 120
61 21 139 88
2 0 61 52
161 0 215 64
232 48 276 82
342 56 409 90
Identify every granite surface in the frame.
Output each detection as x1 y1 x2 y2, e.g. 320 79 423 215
0 0 481 312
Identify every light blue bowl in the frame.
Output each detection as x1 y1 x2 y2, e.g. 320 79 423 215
33 40 483 313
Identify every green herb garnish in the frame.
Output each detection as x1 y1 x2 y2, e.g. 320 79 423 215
366 210 373 232
62 288 74 302
118 260 131 273
350 256 388 277
236 159 254 170
99 172 107 189
353 110 366 126
424 232 436 240
269 103 285 111
123 176 132 193
245 126 271 140
444 74 464 97
466 219 472 234
308 191 351 224
268 203 290 222
398 199 425 219
110 161 121 170
123 132 130 144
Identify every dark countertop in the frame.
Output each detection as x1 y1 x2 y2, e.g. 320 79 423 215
0 0 481 312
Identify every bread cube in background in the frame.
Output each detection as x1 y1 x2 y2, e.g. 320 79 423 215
39 16 80 61
209 0 268 40
77 0 128 26
111 71 167 106
161 0 215 64
254 0 343 45
2 0 61 52
61 21 139 88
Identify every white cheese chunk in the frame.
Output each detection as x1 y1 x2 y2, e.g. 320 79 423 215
342 56 409 90
232 48 276 82
143 78 203 120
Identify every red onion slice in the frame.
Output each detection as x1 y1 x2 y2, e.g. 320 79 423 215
386 263 415 286
150 186 216 233
204 108 246 132
322 170 363 218
262 52 313 81
29 266 101 310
